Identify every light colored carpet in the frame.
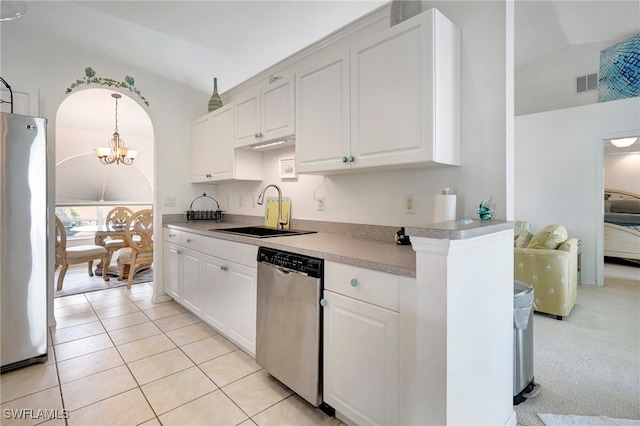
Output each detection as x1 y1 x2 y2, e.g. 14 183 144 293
514 264 640 425
538 413 640 425
55 265 153 297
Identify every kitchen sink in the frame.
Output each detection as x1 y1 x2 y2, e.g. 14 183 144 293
210 226 316 238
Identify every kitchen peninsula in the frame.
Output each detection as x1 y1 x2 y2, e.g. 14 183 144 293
163 217 515 426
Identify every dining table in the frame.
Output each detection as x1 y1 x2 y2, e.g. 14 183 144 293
70 224 129 277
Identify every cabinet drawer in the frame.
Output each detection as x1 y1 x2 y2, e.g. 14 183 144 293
201 237 258 267
163 228 181 243
324 261 400 312
180 232 202 251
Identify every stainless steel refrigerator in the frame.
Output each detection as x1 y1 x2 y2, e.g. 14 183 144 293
1 112 49 373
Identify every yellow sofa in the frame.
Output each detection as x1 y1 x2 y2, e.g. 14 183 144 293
514 223 578 320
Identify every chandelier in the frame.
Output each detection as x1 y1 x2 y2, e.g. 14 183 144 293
94 93 138 165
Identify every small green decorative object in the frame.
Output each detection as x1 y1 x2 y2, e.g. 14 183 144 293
477 196 494 220
208 77 223 112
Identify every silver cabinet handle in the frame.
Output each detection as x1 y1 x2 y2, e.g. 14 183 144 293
177 250 182 255
220 265 229 271
320 299 328 307
350 279 358 287
186 238 192 243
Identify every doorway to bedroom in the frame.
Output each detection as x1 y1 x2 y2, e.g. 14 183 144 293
602 136 640 283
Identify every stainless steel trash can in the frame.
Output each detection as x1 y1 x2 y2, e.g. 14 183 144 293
513 280 535 405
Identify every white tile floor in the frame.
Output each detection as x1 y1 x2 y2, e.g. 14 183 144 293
0 283 342 426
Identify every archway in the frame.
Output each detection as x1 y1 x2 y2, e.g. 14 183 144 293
55 87 155 294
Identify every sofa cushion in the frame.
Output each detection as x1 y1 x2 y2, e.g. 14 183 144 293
515 231 533 248
527 224 568 249
609 199 640 214
514 221 531 239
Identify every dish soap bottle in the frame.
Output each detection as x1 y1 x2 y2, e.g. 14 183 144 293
208 77 223 113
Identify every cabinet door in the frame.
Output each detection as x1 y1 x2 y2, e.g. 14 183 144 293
163 243 181 300
261 74 294 142
181 248 202 316
191 114 216 182
192 104 235 182
201 254 230 332
209 104 235 180
226 262 257 356
234 90 261 148
323 290 399 426
295 51 351 173
350 12 433 169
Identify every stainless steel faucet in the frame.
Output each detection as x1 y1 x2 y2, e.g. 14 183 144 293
257 184 289 229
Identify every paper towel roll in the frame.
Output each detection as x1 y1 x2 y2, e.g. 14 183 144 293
433 194 457 223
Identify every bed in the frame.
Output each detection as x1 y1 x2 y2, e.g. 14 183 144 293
604 189 640 261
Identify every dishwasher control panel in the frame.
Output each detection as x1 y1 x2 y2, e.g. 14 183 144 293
257 247 323 278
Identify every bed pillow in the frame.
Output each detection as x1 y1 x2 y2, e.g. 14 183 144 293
609 200 640 214
527 224 568 250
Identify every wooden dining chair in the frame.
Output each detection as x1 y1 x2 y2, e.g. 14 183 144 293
115 209 153 288
104 206 134 266
55 215 109 291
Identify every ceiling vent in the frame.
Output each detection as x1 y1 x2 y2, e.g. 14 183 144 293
576 73 598 94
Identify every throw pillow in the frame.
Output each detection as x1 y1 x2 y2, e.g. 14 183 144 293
515 231 533 248
605 201 612 212
514 220 530 239
527 224 568 249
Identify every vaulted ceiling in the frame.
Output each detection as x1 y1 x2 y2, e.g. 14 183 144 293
75 0 639 71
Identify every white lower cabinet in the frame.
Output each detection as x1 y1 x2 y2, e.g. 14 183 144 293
180 248 202 316
163 230 203 316
322 262 400 426
162 228 257 357
163 242 181 300
202 254 257 356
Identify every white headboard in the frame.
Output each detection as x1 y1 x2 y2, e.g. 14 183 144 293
604 189 640 201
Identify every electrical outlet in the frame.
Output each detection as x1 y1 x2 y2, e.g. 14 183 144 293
404 194 415 214
164 196 176 207
317 196 325 211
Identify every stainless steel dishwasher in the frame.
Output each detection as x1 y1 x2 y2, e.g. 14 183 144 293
256 246 324 407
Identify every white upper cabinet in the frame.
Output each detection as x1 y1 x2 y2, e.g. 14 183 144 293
192 104 234 182
191 103 263 183
296 50 351 173
234 73 295 148
295 9 460 174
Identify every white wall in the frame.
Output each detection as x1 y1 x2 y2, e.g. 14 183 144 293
605 153 640 195
515 38 630 116
215 0 513 227
515 97 640 286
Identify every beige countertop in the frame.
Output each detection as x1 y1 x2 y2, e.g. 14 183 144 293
164 219 513 278
406 219 513 240
164 221 417 277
